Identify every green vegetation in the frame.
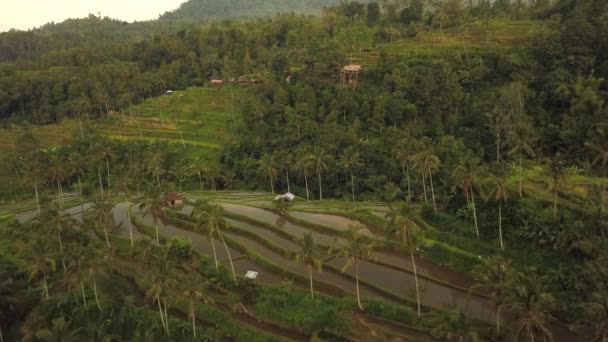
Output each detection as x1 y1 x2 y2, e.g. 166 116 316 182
1 0 608 341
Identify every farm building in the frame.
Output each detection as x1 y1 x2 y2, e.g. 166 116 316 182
340 64 362 86
164 193 185 206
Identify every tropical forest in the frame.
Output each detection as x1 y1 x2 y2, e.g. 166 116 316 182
0 0 607 341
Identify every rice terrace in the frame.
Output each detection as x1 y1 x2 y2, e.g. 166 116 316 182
1 0 607 341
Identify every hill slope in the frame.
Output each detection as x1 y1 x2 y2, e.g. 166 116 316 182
161 0 366 19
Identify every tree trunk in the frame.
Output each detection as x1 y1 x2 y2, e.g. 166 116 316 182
191 298 197 338
355 263 363 310
156 174 161 188
210 234 219 272
79 116 84 139
198 171 204 191
93 277 102 311
98 166 104 195
498 201 504 250
58 230 66 272
270 178 274 194
318 172 323 201
411 252 421 317
429 169 437 213
471 189 480 239
553 184 558 219
155 222 160 246
78 175 83 214
43 275 50 299
34 181 41 215
496 133 501 163
304 175 310 200
496 306 501 336
103 225 111 248
351 172 356 203
286 170 290 193
519 151 523 198
157 297 167 332
220 232 237 283
105 158 111 197
164 299 170 336
421 171 428 202
309 265 315 299
127 208 134 248
81 280 87 306
406 167 412 203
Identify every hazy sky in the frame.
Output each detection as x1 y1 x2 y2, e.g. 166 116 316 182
0 0 187 32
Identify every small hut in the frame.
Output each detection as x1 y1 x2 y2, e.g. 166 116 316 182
164 193 185 206
209 76 224 87
236 76 251 85
274 192 296 202
340 64 362 86
165 90 174 95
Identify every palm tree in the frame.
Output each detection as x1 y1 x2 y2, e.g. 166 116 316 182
309 148 330 201
385 204 423 317
586 124 608 214
471 256 512 336
194 202 237 282
499 270 555 342
578 258 608 342
392 139 414 202
295 233 323 299
147 147 166 187
87 250 110 312
179 273 213 339
44 207 76 271
545 156 573 219
339 147 363 203
414 144 440 213
29 242 56 300
146 260 177 336
171 162 190 193
64 245 90 307
21 153 46 215
295 152 313 200
95 142 115 197
68 152 87 214
508 126 536 198
48 151 67 207
89 196 115 248
486 174 509 250
281 152 295 193
257 154 279 193
452 157 482 239
191 200 219 272
139 186 166 246
334 226 376 310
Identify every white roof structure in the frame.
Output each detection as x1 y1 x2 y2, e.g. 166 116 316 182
165 90 174 94
274 192 296 202
244 271 259 280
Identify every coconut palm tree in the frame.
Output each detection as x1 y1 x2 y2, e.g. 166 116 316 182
147 148 166 187
89 196 115 248
334 225 376 310
309 147 330 201
508 126 536 198
146 260 177 336
414 146 440 214
95 142 115 197
21 153 46 215
295 233 323 299
68 152 87 214
295 152 313 200
499 270 555 342
87 250 110 312
191 200 219 272
452 157 483 239
545 156 575 219
471 256 512 336
385 204 423 317
339 147 363 203
192 201 237 282
280 152 295 193
48 151 67 207
44 207 77 271
257 154 279 193
586 124 608 214
486 174 510 250
577 258 608 342
392 139 414 202
139 186 166 246
63 245 91 307
29 242 56 300
171 162 190 193
179 272 213 339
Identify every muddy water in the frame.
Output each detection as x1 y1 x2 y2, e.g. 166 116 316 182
289 211 375 237
225 218 299 251
131 207 281 284
111 203 144 239
327 257 494 322
221 203 342 245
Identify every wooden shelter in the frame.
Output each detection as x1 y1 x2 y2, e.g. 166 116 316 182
209 76 224 87
164 193 185 206
340 64 362 86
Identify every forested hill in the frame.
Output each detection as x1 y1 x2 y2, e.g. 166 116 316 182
161 0 369 19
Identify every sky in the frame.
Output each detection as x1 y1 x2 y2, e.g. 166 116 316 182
0 0 187 32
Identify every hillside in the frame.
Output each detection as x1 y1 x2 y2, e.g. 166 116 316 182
161 0 367 19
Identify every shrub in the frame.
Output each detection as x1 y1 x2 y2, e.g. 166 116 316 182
165 237 193 260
